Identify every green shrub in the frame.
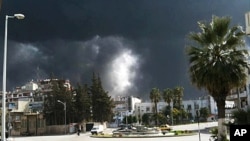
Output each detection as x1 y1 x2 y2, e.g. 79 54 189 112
209 127 218 136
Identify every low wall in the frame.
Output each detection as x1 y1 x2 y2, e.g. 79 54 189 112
46 125 69 135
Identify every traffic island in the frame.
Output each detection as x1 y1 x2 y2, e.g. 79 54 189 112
90 130 197 138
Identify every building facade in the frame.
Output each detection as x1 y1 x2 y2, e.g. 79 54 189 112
0 79 71 136
112 96 142 126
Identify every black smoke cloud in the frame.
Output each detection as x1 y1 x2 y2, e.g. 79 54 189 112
0 0 250 100
4 35 144 98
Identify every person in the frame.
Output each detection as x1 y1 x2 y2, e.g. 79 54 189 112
6 131 9 138
77 128 81 136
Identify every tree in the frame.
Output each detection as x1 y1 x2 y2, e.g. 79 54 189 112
186 15 248 140
173 86 184 109
149 87 161 126
162 88 173 107
162 88 174 124
172 86 184 124
90 72 114 122
81 84 92 121
199 107 210 121
122 115 137 124
74 83 92 122
157 113 168 125
179 108 188 123
162 106 171 124
43 79 74 125
232 107 250 125
172 108 181 124
186 105 193 121
141 113 150 125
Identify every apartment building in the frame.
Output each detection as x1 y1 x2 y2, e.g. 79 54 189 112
0 79 71 136
225 80 250 120
112 96 142 126
223 57 250 121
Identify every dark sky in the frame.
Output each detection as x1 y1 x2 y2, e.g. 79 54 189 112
0 0 250 100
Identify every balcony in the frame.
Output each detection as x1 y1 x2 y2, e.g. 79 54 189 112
226 92 247 100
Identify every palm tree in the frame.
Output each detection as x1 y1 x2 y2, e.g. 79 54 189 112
186 15 249 141
162 88 174 125
172 86 184 124
150 87 161 126
162 88 173 107
173 86 184 109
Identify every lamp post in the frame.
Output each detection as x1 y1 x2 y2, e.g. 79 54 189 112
171 105 173 125
57 100 66 134
2 14 25 141
36 111 39 136
196 109 201 141
197 97 201 141
125 111 128 127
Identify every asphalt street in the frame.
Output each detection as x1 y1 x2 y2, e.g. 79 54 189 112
6 122 218 141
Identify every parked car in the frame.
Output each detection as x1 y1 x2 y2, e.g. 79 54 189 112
90 125 104 135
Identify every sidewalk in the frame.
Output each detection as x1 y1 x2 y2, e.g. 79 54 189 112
171 121 217 131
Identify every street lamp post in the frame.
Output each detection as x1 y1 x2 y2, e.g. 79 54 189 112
197 97 201 141
196 109 201 141
2 14 24 141
36 111 39 136
171 105 173 125
57 100 66 134
125 111 128 127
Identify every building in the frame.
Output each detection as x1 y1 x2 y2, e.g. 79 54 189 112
225 82 250 121
0 79 72 136
134 95 218 124
112 96 142 126
224 56 250 121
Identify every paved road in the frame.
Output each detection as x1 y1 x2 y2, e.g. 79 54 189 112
8 133 212 141
7 122 218 141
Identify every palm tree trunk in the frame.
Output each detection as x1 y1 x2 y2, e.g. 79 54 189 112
155 102 158 126
216 99 227 141
237 88 241 109
169 103 173 125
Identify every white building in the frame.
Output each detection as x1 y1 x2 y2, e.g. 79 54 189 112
224 55 250 120
112 96 142 125
134 95 218 123
182 96 218 116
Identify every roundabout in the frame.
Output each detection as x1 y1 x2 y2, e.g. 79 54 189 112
90 130 197 138
89 122 218 139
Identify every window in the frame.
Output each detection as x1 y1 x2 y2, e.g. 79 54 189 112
15 115 20 121
187 105 192 111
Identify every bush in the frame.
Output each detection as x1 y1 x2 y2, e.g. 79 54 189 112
232 107 250 125
209 127 218 136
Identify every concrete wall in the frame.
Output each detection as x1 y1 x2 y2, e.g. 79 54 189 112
46 125 69 135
